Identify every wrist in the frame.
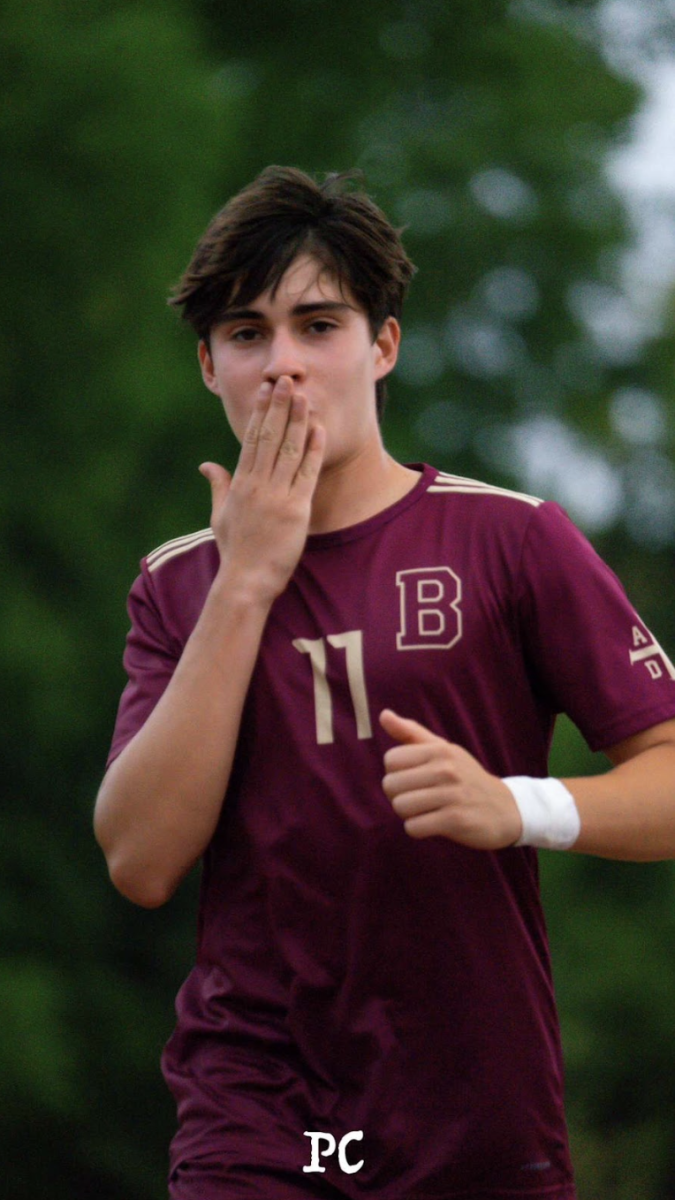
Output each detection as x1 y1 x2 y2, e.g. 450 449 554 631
502 776 581 851
211 561 281 611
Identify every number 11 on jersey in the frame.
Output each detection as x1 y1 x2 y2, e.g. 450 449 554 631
292 630 373 745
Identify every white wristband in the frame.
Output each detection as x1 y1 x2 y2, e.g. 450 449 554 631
503 776 581 851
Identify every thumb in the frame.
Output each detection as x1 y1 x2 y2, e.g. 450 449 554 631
379 708 439 745
199 462 232 509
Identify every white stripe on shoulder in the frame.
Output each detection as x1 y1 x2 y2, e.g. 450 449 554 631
147 527 214 563
428 472 543 508
147 528 215 573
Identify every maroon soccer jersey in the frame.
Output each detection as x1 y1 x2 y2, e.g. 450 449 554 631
108 465 675 1199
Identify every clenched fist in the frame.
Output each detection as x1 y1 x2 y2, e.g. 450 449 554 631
380 709 522 850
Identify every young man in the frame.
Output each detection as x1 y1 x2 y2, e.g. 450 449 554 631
95 166 675 1200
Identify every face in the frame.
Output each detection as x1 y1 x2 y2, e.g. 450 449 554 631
198 254 400 467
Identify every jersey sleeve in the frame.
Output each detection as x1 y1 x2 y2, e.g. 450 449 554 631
106 563 181 768
517 502 675 752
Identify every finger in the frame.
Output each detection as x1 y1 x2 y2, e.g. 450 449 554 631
254 376 296 475
383 761 448 800
292 421 326 495
401 811 449 840
389 787 447 819
199 462 232 520
272 392 310 483
383 742 437 774
237 382 273 474
379 709 440 746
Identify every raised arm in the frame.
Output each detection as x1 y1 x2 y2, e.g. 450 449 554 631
94 377 325 907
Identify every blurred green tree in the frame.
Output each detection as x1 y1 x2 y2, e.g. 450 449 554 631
1 0 231 1194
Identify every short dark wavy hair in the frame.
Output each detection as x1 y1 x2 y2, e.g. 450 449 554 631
169 165 416 418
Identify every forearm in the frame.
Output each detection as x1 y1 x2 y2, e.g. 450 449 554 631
94 569 271 906
563 741 675 861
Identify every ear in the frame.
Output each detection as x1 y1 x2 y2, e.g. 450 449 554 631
198 339 221 397
373 316 400 382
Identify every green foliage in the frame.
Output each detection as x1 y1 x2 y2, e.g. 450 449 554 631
543 850 675 1195
3 0 675 1195
2 0 225 1193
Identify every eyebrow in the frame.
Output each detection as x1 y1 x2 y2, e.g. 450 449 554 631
216 300 355 323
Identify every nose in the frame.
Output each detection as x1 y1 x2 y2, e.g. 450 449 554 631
262 329 306 385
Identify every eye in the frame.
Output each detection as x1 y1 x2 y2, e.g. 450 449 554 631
308 319 337 335
230 326 263 343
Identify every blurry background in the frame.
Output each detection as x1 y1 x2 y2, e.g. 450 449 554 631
3 0 675 1195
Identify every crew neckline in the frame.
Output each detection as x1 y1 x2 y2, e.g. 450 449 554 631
304 463 434 550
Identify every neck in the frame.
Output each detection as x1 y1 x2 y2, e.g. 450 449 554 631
308 441 420 534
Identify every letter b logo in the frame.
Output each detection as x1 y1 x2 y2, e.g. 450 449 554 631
396 566 462 651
